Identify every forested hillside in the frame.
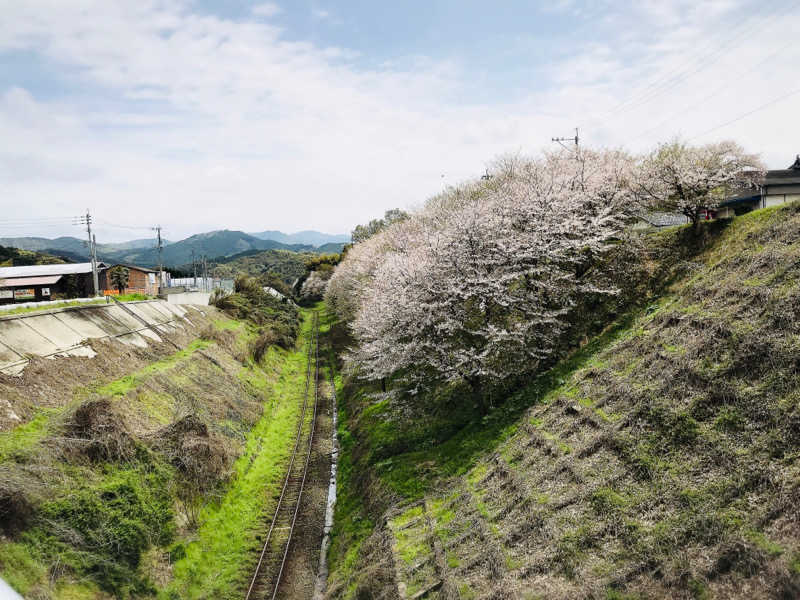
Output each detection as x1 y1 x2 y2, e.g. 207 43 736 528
0 245 68 266
212 249 314 285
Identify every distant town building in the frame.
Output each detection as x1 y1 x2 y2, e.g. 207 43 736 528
0 263 107 304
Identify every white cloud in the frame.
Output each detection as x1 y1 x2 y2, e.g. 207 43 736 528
0 0 798 242
251 2 281 18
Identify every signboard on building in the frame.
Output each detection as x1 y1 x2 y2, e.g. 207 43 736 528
14 289 35 300
41 288 50 297
0 290 13 299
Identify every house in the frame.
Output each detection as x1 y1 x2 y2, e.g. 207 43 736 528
0 262 107 304
762 154 800 208
717 155 800 217
99 264 161 296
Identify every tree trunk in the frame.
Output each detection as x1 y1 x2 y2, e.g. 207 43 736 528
467 376 489 416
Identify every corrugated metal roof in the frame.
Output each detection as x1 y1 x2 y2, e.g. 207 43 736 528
0 275 63 287
637 212 689 227
0 262 106 278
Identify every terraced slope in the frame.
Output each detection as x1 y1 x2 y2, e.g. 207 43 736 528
328 203 800 600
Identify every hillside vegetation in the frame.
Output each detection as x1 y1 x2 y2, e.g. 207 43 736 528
0 245 68 266
0 293 306 599
326 203 800 599
212 248 313 285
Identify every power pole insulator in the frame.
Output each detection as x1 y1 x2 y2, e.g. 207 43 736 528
551 127 580 154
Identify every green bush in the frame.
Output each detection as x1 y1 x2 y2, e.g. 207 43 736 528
30 464 175 596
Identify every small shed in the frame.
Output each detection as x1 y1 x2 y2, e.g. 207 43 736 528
99 264 160 296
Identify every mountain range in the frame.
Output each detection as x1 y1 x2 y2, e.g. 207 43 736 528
249 230 350 246
0 229 347 268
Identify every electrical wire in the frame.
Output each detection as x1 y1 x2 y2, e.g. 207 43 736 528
96 220 154 231
581 0 793 128
687 86 800 141
630 37 800 143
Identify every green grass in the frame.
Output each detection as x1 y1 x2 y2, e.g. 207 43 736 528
0 412 50 461
164 309 317 599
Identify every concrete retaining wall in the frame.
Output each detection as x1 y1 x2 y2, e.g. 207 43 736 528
165 292 210 306
0 300 202 375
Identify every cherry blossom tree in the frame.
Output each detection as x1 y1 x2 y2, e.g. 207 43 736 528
299 270 330 300
338 148 636 412
636 139 764 228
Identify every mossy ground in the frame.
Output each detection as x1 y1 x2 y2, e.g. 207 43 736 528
326 204 800 599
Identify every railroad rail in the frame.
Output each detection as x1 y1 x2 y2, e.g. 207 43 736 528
245 311 320 600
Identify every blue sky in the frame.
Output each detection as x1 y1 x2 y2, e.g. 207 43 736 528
0 0 798 241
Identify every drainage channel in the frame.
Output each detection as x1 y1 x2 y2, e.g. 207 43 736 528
312 352 339 599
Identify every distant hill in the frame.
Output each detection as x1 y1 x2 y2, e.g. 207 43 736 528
99 238 171 252
0 236 89 256
250 230 350 247
316 242 347 253
0 231 341 269
0 245 69 267
213 248 315 285
0 236 168 259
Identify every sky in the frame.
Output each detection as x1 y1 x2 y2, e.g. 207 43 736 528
0 0 799 242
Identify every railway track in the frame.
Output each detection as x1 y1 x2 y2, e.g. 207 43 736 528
245 311 320 600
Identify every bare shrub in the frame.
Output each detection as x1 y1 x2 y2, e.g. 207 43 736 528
146 415 233 528
0 465 42 535
198 324 234 349
60 399 136 462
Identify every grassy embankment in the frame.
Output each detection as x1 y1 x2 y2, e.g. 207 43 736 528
0 304 316 599
326 203 800 599
165 307 318 599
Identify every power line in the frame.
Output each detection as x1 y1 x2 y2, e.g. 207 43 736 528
97 220 154 231
581 0 790 128
687 86 800 141
0 217 80 225
630 37 800 143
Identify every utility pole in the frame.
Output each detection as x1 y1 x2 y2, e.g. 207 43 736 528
78 209 100 297
552 127 580 153
92 234 100 296
203 255 208 291
153 225 164 293
191 249 197 289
